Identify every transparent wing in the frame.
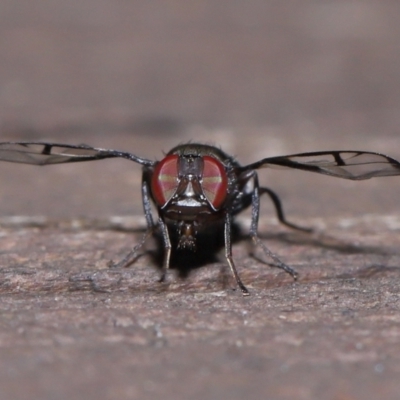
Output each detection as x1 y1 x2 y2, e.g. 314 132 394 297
0 142 155 167
241 151 400 180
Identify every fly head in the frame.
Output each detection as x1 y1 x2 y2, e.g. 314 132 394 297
150 144 233 214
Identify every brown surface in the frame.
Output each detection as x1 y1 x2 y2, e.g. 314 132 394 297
1 2 400 400
1 215 400 400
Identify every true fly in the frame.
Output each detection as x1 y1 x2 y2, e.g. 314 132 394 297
0 142 400 295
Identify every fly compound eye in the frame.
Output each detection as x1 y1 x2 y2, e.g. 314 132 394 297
201 156 228 209
151 155 179 207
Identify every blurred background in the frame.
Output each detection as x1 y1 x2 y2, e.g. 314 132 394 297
1 0 399 219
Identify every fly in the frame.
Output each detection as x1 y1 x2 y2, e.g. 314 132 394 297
1 141 400 295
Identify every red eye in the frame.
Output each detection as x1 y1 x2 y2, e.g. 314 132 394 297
202 156 228 209
151 155 179 206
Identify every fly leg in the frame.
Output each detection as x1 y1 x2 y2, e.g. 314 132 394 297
158 217 172 283
109 171 155 269
259 187 312 233
250 175 298 280
224 212 250 296
108 228 153 268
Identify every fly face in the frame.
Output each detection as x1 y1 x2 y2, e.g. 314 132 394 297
150 146 230 218
169 154 208 209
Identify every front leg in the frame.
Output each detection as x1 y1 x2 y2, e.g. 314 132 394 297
224 212 250 295
109 170 156 269
158 217 172 283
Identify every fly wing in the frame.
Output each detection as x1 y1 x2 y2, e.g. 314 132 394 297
0 142 155 167
242 151 400 180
